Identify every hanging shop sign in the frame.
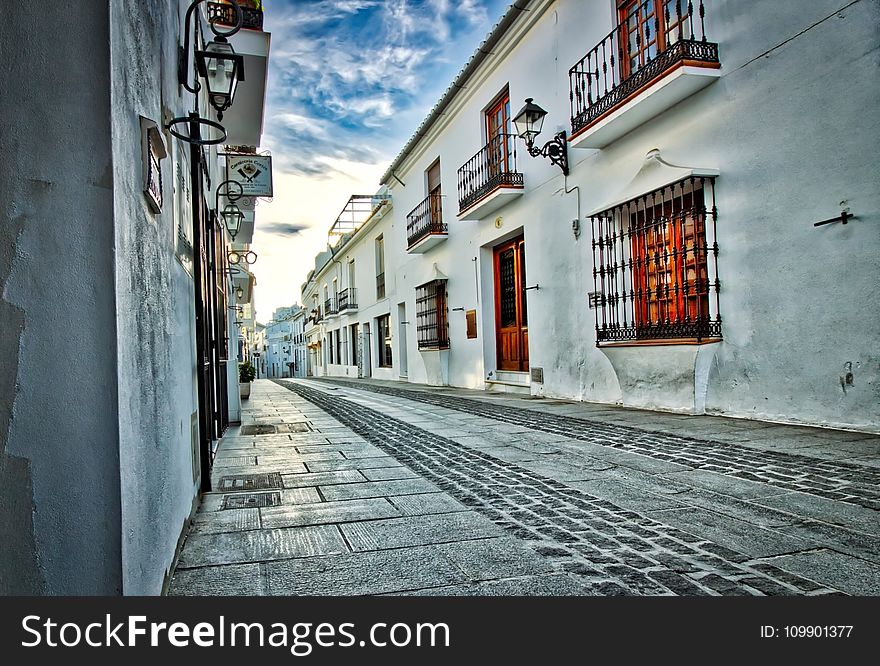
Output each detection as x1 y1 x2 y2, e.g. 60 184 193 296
223 154 273 197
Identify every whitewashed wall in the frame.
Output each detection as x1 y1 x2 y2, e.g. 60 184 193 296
326 0 879 432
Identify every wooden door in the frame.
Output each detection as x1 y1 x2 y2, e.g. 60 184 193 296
494 237 529 372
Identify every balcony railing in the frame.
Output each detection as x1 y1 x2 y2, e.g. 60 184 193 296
569 0 718 136
407 193 446 249
457 133 523 214
376 272 386 300
324 297 338 316
207 1 264 31
338 288 358 312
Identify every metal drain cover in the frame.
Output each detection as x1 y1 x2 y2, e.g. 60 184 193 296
240 424 277 435
222 491 282 509
275 422 311 433
217 472 283 491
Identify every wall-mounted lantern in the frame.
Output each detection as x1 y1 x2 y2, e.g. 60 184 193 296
195 37 245 121
166 0 245 145
512 98 569 176
216 179 244 240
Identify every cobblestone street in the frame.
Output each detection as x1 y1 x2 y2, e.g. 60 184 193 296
169 379 880 596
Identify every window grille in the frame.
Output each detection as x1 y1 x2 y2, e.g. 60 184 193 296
590 176 720 344
415 280 449 350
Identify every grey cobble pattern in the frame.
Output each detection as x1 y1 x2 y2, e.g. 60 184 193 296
317 379 880 511
278 381 839 596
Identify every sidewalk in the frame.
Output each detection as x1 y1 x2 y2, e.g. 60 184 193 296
168 378 880 596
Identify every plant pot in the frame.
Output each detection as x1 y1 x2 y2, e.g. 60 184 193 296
239 382 251 399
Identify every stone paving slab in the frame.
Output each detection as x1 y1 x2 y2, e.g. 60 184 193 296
191 508 261 534
662 469 793 500
753 491 880 535
437 537 555 581
264 546 469 595
169 563 263 596
280 469 367 488
762 550 880 596
177 524 348 568
569 479 689 513
361 466 420 481
387 492 469 516
281 487 323 505
648 507 812 559
261 498 400 529
776 520 880 563
340 512 504 552
304 456 403 473
320 478 440 501
390 573 597 596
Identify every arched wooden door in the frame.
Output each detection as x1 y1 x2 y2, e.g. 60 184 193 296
494 236 528 372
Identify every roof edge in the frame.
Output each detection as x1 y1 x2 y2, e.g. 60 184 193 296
379 0 532 186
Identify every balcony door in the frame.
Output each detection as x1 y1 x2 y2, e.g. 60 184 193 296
486 91 511 178
494 236 528 372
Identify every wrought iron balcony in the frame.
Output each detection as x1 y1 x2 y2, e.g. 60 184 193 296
407 193 447 250
338 288 358 312
457 133 523 215
324 297 338 316
569 0 718 138
207 1 264 31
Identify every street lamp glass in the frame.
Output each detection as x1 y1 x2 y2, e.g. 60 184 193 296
195 37 245 119
513 98 547 146
221 203 243 239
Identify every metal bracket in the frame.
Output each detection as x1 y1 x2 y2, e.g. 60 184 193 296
524 284 540 292
528 131 569 176
814 211 854 227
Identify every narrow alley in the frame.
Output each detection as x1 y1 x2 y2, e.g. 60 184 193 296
169 379 880 596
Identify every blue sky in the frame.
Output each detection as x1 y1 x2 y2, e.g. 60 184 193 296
253 0 511 317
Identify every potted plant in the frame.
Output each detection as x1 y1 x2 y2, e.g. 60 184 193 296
239 360 256 399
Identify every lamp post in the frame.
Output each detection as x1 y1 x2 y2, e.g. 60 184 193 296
512 98 569 176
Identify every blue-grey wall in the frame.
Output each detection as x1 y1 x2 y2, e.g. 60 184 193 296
0 2 122 594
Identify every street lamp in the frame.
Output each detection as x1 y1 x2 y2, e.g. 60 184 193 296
195 37 246 121
216 179 245 240
166 0 245 145
512 98 569 176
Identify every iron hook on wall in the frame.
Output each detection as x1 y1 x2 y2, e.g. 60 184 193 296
814 210 855 227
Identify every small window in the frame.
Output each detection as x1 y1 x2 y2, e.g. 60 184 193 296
415 280 449 350
376 314 393 367
375 236 386 300
590 176 720 344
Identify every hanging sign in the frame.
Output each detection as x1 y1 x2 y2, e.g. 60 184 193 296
223 154 273 197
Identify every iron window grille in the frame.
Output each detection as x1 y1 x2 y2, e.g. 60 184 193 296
590 175 720 344
415 279 449 350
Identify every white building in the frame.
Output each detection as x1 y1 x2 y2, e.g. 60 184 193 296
301 0 879 433
262 305 302 378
